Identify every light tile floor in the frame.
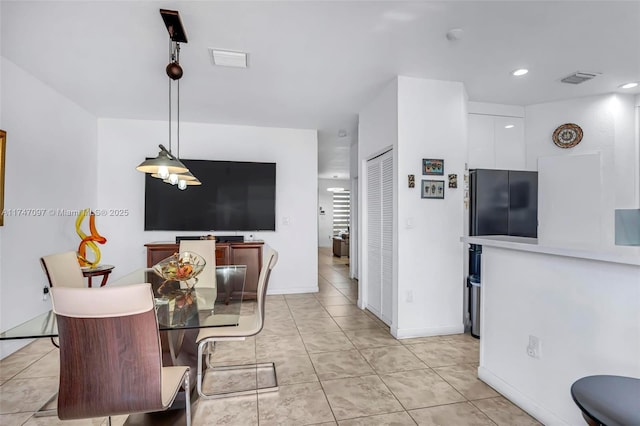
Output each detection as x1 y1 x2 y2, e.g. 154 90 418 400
0 248 541 425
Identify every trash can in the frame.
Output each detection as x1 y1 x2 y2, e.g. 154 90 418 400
468 275 481 339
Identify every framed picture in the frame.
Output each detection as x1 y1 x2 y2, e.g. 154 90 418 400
422 158 444 175
421 179 445 199
0 130 5 226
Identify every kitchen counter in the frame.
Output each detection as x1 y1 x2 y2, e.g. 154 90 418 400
460 235 640 425
461 235 640 266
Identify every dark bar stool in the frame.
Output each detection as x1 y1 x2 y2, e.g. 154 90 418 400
571 375 640 426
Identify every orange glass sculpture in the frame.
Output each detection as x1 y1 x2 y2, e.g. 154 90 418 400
75 209 107 268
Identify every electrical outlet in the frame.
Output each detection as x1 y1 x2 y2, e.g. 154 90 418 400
42 286 49 301
526 335 541 359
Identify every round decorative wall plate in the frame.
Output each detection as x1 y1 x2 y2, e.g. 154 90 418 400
552 123 583 148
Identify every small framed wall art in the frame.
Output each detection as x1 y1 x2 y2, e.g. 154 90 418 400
448 174 457 188
421 179 445 199
423 158 444 175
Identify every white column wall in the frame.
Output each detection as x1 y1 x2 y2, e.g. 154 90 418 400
357 78 398 315
394 76 467 338
96 118 318 295
0 58 98 358
358 76 468 338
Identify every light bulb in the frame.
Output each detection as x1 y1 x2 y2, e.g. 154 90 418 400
158 166 170 179
178 180 187 190
168 174 179 185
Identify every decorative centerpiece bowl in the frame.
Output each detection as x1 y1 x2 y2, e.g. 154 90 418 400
152 251 206 289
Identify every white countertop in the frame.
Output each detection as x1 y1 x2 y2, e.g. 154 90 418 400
461 235 640 266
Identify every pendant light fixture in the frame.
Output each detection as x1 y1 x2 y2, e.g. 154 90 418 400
136 9 200 189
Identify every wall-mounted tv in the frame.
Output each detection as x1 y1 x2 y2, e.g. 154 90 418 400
145 159 276 231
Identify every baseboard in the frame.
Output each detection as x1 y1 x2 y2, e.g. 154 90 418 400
478 366 567 426
267 286 319 295
392 324 465 339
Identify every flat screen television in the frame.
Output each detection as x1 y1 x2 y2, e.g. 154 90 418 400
145 159 276 231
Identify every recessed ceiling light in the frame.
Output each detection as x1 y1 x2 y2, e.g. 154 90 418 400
505 124 515 129
620 82 638 89
209 48 248 68
512 69 529 77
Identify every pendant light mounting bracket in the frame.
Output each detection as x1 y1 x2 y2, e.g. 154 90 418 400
160 9 188 43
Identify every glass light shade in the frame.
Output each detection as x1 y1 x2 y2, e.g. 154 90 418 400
178 180 187 190
168 174 179 185
157 166 170 179
136 149 188 174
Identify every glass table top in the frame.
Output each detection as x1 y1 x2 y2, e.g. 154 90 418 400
0 265 247 340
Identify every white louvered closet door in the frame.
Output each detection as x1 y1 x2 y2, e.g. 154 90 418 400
380 153 393 324
366 150 393 325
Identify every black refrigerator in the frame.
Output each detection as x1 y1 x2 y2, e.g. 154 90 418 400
469 169 538 238
467 169 538 338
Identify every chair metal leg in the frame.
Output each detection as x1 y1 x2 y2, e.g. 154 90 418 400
107 416 112 426
33 392 57 417
184 372 191 426
205 341 215 369
196 338 278 399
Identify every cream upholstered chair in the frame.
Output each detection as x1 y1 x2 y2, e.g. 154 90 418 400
179 239 217 289
196 248 279 398
40 251 86 348
40 251 85 288
51 283 191 426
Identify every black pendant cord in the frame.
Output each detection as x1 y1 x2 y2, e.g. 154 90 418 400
168 39 173 155
176 42 181 160
177 78 180 159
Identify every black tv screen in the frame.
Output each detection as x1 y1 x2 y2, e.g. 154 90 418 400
145 160 276 231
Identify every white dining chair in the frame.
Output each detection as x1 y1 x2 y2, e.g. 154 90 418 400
195 248 279 398
179 239 217 289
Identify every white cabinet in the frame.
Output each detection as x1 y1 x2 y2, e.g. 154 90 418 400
469 114 526 170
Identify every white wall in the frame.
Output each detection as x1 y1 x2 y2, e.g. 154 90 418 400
357 78 398 318
318 178 349 248
358 76 467 338
525 94 639 247
395 76 467 338
0 58 97 358
96 118 318 295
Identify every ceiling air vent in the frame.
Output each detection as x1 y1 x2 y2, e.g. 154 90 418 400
561 72 600 85
209 48 248 68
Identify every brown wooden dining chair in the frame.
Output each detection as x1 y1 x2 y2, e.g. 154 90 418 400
196 247 279 398
50 283 191 425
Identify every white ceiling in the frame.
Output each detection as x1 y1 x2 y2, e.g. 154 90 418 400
2 1 639 179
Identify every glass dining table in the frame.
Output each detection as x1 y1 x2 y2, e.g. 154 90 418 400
0 265 247 419
0 264 247 341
